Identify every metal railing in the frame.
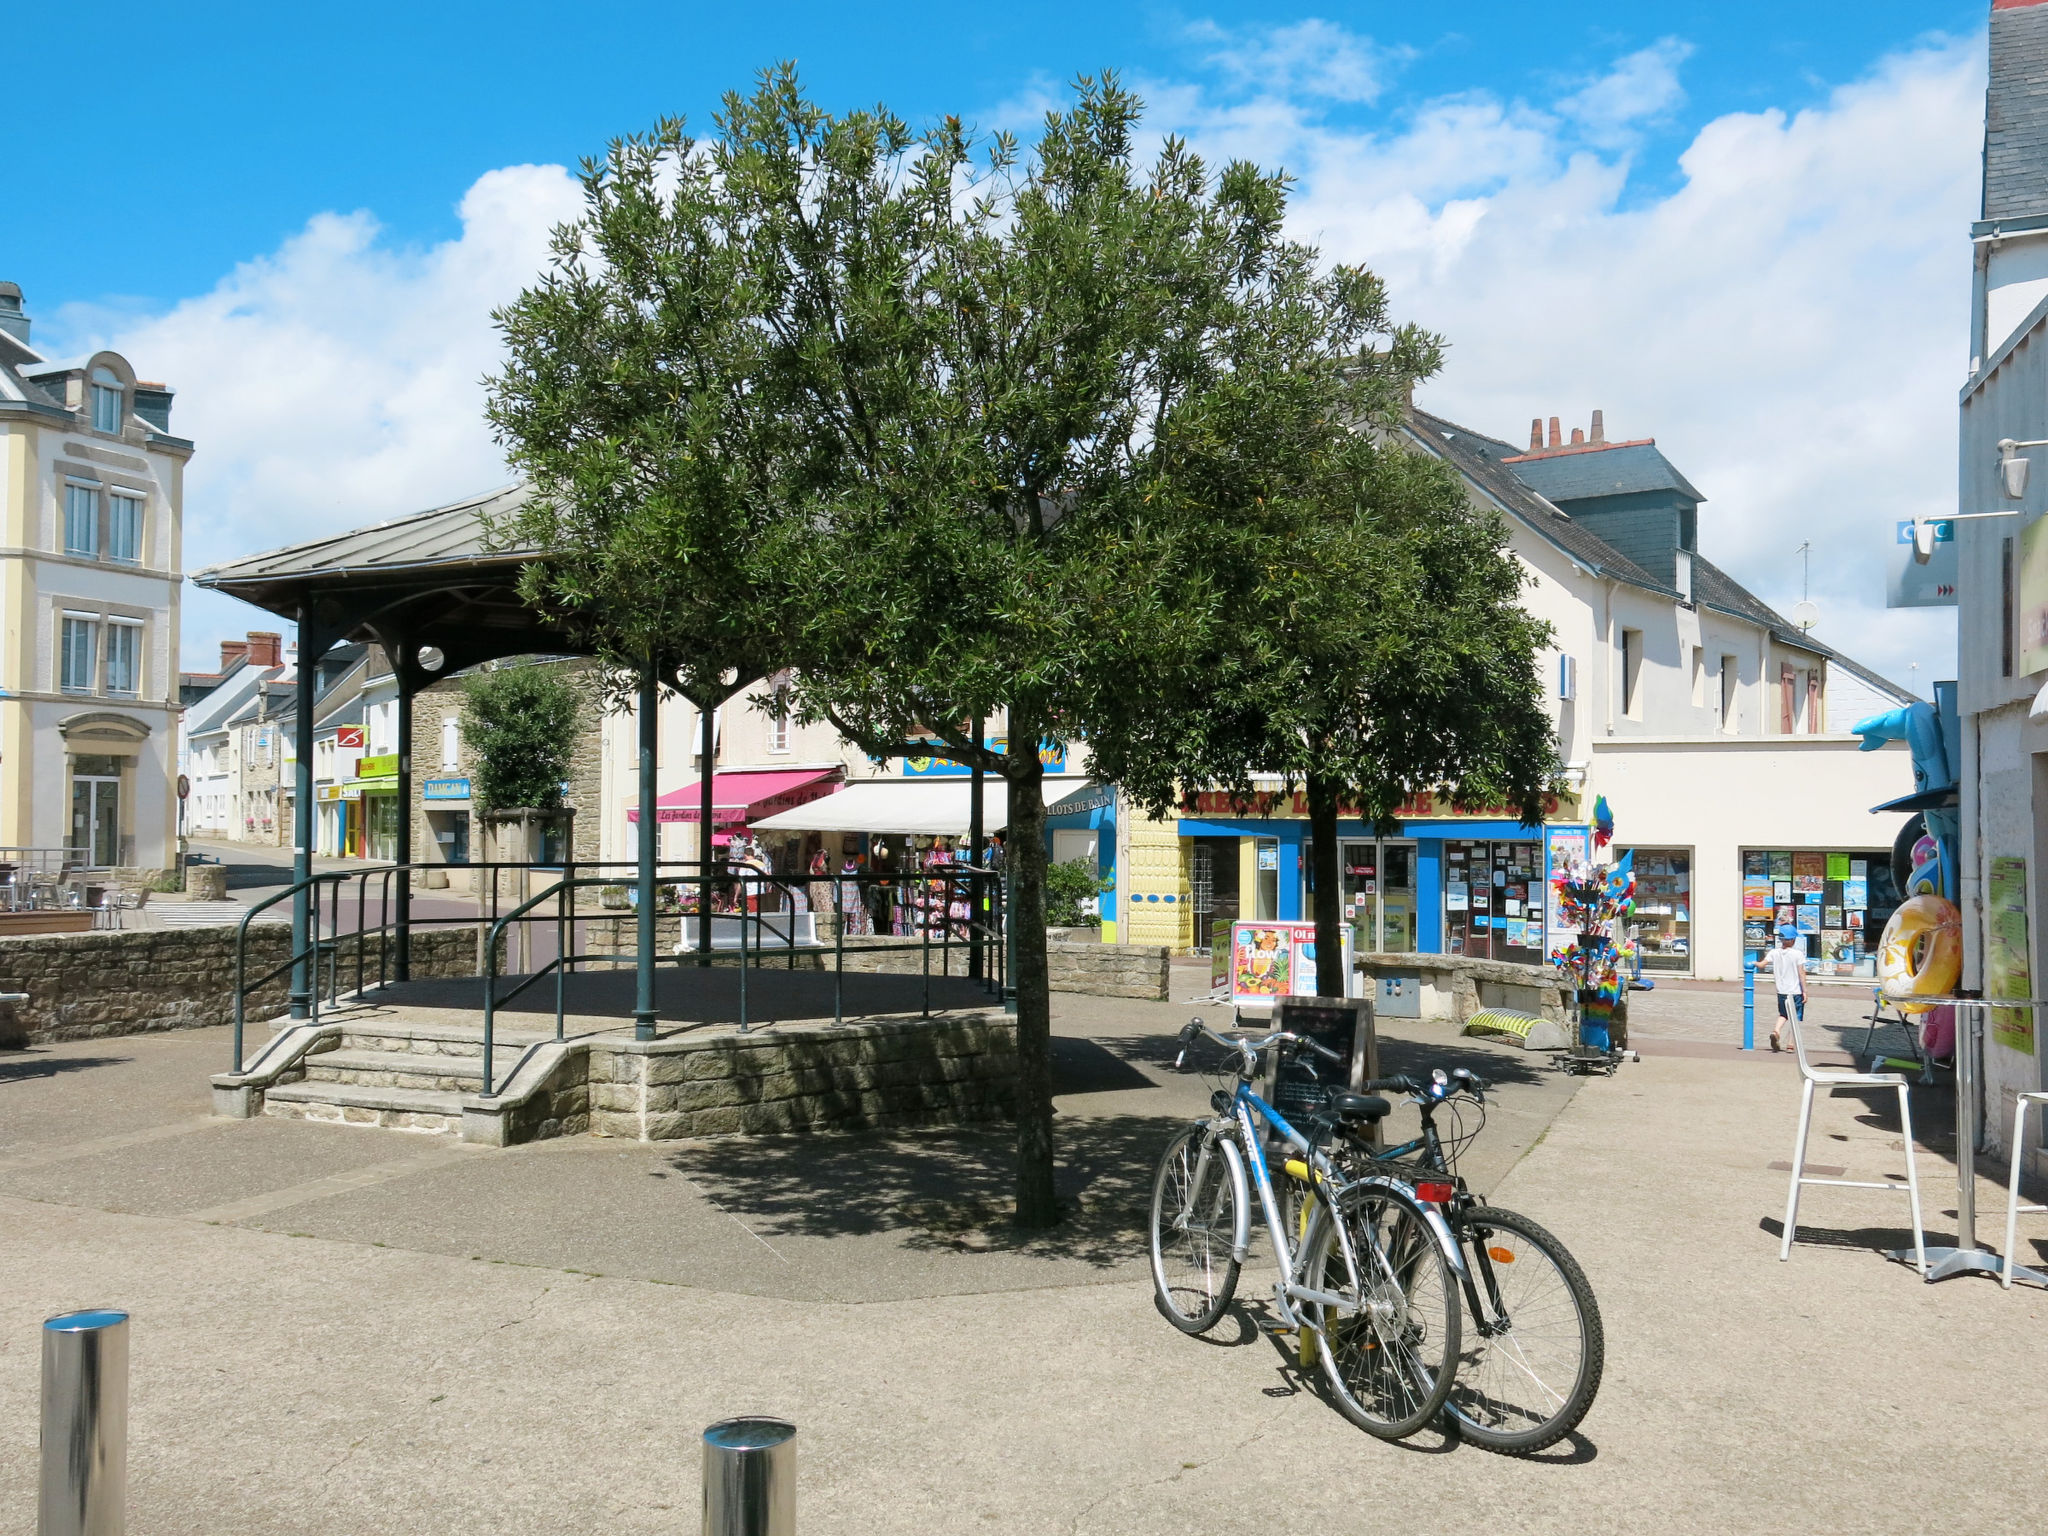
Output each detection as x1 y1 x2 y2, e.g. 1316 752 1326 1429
227 858 1006 1083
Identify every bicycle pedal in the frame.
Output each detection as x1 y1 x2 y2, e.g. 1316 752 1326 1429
1256 1319 1296 1337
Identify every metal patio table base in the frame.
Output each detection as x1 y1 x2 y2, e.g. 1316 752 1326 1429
1886 994 2048 1287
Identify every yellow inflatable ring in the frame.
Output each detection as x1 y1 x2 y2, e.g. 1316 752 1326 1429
1879 894 1961 1010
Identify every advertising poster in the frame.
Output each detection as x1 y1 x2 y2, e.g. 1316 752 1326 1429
1229 922 1354 1011
1826 853 1851 881
1844 876 1868 910
2020 517 2048 676
1987 856 2036 1055
1209 920 1232 994
1744 851 1768 877
1795 905 1820 934
1743 881 1773 914
1770 852 1793 879
1447 881 1469 911
1773 880 1791 903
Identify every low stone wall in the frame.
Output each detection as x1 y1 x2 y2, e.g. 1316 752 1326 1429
1356 952 1566 1025
0 925 484 1045
586 1013 1017 1140
579 920 1169 1001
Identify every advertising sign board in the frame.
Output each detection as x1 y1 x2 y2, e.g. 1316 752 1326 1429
1266 994 1377 1129
1228 920 1355 1013
1886 518 1958 608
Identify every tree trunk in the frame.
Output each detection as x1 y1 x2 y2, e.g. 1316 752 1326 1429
1007 734 1058 1228
1307 773 1345 998
698 698 715 966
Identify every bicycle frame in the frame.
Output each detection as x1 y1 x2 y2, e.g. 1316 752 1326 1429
1364 1091 1516 1338
1191 1067 1468 1335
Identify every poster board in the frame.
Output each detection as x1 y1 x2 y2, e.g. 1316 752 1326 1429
1987 855 2035 1055
1229 920 1354 1014
1266 994 1377 1127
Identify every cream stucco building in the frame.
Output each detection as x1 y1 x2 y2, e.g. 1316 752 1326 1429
0 282 187 870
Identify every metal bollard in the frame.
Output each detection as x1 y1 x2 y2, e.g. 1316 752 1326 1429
1742 961 1755 1051
40 1309 128 1536
702 1416 795 1536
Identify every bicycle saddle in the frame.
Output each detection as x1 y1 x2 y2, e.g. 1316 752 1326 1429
1330 1092 1391 1123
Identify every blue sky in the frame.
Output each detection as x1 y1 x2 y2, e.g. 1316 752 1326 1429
4 3 1987 684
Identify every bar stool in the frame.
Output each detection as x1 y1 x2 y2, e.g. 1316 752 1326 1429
1779 1012 1927 1276
2003 1091 2048 1289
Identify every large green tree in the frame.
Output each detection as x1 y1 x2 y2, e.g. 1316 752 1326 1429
709 68 1399 1225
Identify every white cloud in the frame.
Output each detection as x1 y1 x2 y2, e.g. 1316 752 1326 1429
49 164 584 668
1556 38 1693 141
1145 29 1981 690
1186 17 1412 105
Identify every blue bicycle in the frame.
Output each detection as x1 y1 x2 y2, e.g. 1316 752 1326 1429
1150 1018 1466 1440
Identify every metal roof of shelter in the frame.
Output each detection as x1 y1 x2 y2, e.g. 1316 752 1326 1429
193 484 594 673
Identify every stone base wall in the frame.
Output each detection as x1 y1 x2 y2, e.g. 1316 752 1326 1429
0 926 483 1045
588 1014 1016 1140
1357 952 1566 1024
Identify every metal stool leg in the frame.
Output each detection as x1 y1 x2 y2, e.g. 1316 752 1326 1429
1781 1077 1816 1261
2004 1095 2048 1289
1896 1082 1927 1278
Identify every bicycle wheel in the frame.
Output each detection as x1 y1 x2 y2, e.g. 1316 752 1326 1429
1304 1184 1460 1439
1149 1125 1246 1334
1445 1204 1604 1455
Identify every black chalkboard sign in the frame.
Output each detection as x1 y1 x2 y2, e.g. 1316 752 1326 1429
1267 994 1377 1125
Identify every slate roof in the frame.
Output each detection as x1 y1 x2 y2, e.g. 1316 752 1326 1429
1404 409 1676 595
1496 440 1704 506
195 484 538 590
1986 0 2048 222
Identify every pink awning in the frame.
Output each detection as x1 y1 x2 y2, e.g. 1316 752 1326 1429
627 767 843 825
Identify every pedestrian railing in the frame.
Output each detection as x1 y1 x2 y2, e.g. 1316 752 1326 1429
228 859 1007 1080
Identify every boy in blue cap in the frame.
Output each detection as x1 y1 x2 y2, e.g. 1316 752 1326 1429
1767 925 1805 1051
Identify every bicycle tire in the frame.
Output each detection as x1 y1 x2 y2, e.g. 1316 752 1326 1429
1303 1183 1460 1439
1149 1125 1245 1334
1444 1204 1604 1455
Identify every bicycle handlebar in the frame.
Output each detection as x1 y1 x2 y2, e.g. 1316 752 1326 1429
1175 1017 1344 1075
1364 1066 1489 1103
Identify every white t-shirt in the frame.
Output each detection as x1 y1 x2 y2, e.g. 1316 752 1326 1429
1769 945 1806 995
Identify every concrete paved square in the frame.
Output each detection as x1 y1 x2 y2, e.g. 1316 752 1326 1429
0 978 2040 1533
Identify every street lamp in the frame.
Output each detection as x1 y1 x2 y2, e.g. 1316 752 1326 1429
1999 436 2048 499
1897 442 2038 563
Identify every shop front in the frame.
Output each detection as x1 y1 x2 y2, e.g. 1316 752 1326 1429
422 775 472 864
1165 789 1583 964
1736 846 1902 980
352 753 399 862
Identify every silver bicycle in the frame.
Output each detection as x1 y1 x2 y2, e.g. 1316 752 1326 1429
1150 1017 1467 1440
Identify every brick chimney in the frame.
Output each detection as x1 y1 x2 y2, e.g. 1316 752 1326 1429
245 631 284 668
1529 418 1543 451
1570 426 1585 445
1547 417 1561 449
219 639 249 672
1590 409 1605 444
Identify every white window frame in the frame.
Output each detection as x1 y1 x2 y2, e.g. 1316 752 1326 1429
60 613 98 694
90 368 123 434
64 481 99 557
103 619 142 697
441 715 461 771
767 691 791 754
108 493 143 563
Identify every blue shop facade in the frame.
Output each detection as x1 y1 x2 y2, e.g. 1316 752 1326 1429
1116 787 1589 962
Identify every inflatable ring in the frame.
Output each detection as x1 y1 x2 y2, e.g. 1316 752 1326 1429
1879 894 1961 1010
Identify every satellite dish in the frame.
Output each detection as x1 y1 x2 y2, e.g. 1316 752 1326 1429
1791 600 1820 633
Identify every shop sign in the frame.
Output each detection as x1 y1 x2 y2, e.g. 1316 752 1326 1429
317 784 346 803
1988 855 2035 1055
904 737 1067 775
2022 517 2048 673
1178 787 1577 822
356 753 399 779
341 782 363 801
334 726 364 749
423 777 471 802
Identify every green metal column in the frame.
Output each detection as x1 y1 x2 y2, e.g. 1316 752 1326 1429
634 662 658 1041
289 622 321 1019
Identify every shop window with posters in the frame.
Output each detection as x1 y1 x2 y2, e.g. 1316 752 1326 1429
1740 848 1902 979
1619 847 1691 973
1443 838 1545 965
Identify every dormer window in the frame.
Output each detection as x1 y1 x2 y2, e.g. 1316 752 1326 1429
90 367 123 433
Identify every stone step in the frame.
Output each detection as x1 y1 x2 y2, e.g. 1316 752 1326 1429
262 1080 464 1135
320 1023 555 1059
300 1049 494 1094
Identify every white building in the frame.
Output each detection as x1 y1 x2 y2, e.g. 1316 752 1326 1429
179 632 288 842
1957 0 2048 1174
1111 406 1918 981
0 281 187 869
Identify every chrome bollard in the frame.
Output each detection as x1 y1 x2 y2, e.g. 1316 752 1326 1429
40 1309 128 1536
702 1416 795 1536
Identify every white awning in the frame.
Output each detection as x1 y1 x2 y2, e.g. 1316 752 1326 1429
750 776 1093 837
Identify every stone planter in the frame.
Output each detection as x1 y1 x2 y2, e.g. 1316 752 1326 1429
185 864 228 901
